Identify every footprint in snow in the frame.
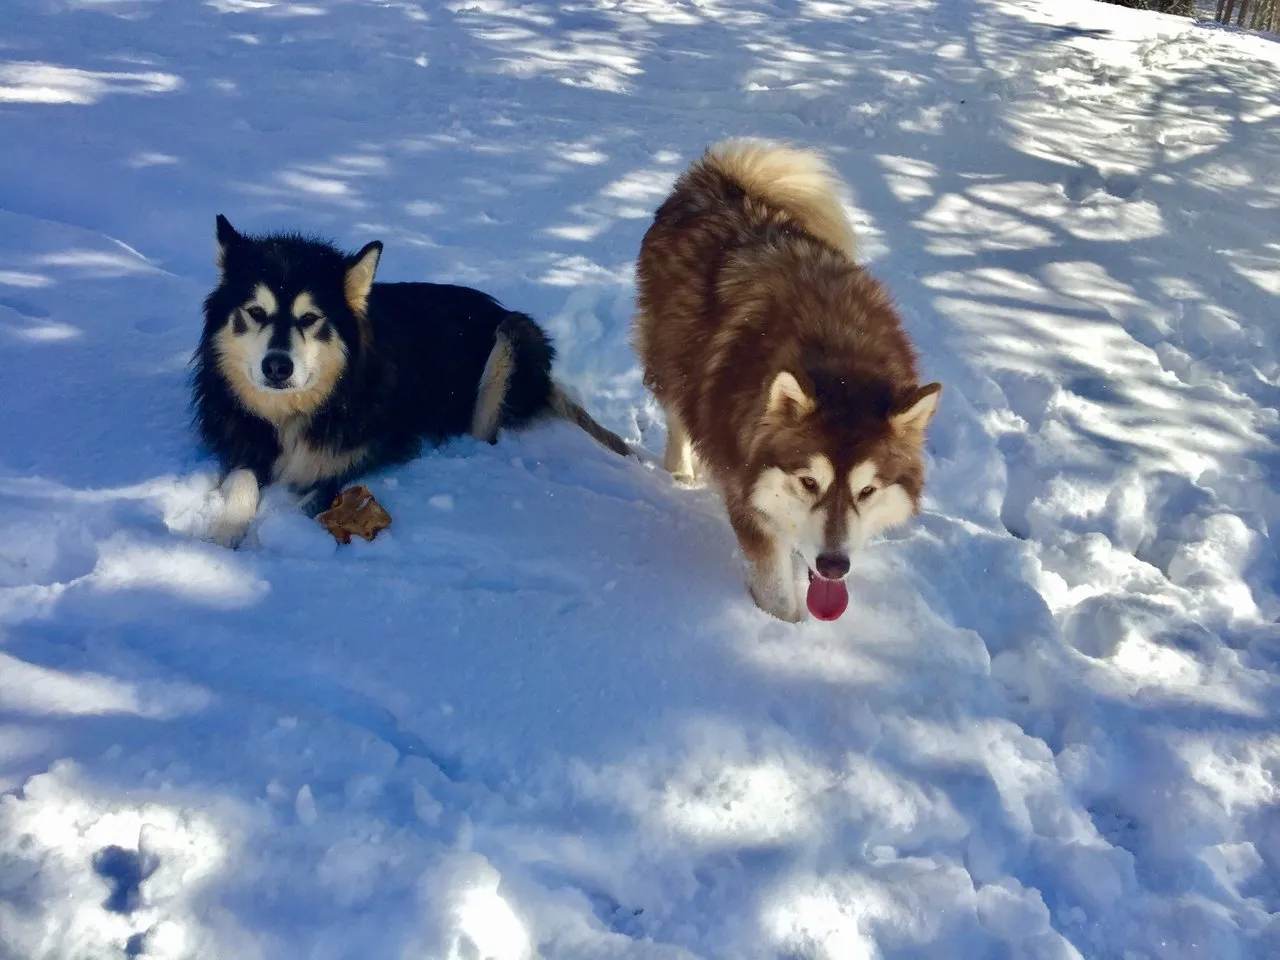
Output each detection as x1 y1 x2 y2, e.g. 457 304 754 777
1065 166 1143 203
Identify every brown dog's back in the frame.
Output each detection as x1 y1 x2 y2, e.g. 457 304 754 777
634 138 923 482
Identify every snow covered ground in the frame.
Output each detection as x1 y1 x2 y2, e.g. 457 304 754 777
1 0 1278 956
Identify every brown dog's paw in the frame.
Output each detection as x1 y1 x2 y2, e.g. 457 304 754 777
316 485 392 544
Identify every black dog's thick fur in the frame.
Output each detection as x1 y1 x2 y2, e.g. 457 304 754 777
192 216 627 537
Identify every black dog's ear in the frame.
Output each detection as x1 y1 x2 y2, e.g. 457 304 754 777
344 241 382 316
215 215 242 274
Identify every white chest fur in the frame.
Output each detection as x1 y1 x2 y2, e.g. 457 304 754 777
271 420 366 488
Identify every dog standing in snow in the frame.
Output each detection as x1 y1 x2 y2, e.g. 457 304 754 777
633 140 941 622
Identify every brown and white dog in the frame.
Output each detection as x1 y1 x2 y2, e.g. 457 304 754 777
633 139 941 622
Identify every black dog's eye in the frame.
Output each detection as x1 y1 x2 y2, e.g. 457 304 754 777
244 305 268 323
297 312 321 328
799 476 820 494
857 485 877 501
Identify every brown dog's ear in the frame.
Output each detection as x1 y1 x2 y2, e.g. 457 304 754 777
890 382 942 435
344 241 382 316
765 371 815 420
215 214 241 275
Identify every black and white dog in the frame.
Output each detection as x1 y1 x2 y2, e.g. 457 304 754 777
192 215 628 545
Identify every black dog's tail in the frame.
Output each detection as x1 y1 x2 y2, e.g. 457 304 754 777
471 313 630 458
547 384 630 457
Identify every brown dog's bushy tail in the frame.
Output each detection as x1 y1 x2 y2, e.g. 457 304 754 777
549 384 631 458
703 138 858 258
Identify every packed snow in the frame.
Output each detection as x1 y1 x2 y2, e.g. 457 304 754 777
1 0 1278 957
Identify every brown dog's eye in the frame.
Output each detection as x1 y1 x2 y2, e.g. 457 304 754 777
298 312 321 328
245 305 268 323
857 485 877 501
799 476 820 494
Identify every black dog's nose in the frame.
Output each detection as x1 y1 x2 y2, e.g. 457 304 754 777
261 351 293 386
815 552 850 580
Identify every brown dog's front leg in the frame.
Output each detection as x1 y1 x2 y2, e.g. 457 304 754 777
728 499 802 622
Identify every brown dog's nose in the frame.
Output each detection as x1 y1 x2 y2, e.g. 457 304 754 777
815 552 850 580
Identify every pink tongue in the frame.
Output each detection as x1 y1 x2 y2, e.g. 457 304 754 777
806 573 849 621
